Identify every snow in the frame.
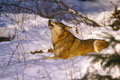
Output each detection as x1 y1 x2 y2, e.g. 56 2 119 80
0 0 120 80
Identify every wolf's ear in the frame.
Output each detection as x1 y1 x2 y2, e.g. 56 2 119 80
65 26 72 31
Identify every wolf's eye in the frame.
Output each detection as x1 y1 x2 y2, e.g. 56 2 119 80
55 22 58 25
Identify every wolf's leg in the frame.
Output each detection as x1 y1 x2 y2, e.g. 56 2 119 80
40 56 61 60
93 40 109 53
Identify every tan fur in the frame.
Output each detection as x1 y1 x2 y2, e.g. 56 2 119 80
41 20 109 60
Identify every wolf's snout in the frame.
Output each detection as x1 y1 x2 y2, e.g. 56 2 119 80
48 20 52 26
49 20 54 26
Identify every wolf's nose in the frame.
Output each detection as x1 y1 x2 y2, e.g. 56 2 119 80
49 20 51 23
48 20 52 26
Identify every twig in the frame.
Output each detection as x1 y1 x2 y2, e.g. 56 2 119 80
7 42 19 65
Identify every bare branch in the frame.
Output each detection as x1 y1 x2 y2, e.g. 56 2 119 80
0 0 101 27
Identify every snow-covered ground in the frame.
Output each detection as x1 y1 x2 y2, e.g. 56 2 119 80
0 0 120 80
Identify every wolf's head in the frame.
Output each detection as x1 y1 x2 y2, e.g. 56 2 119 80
48 20 72 44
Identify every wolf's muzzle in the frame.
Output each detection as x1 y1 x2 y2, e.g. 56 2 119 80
48 20 52 26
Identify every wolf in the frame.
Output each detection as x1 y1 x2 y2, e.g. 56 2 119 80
41 20 109 59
